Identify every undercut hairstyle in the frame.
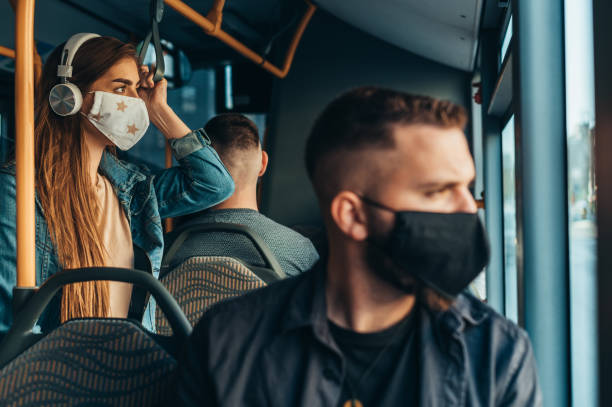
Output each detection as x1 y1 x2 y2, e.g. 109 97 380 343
204 113 261 162
305 87 467 197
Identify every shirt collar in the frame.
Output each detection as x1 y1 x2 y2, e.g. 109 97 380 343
449 291 488 325
280 258 489 339
281 260 327 333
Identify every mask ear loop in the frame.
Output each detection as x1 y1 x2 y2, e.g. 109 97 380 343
358 194 397 213
358 194 398 253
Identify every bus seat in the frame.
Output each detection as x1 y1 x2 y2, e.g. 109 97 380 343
155 222 286 335
155 256 266 335
0 267 191 406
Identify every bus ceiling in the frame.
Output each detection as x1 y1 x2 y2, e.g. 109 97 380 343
5 0 488 77
315 0 485 72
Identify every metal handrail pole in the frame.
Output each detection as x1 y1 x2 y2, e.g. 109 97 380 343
15 0 37 287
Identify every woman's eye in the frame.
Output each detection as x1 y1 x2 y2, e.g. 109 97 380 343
115 86 126 94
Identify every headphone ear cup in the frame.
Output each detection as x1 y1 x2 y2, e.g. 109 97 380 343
49 82 83 116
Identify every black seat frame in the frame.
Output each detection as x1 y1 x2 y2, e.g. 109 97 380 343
0 267 192 368
162 221 286 283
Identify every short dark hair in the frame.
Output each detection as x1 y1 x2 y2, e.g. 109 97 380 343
204 113 260 159
305 87 467 181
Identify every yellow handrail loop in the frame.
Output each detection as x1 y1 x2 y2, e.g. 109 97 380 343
164 0 316 79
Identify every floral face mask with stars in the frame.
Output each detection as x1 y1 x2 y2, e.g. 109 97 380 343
85 91 150 151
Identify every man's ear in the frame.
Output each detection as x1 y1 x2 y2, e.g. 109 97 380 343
259 151 269 177
329 191 369 241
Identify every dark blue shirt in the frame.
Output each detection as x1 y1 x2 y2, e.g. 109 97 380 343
176 262 542 406
330 309 418 406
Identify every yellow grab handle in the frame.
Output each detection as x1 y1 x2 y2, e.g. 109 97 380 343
0 46 15 59
164 0 316 79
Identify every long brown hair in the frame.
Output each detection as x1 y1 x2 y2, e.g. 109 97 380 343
36 37 136 322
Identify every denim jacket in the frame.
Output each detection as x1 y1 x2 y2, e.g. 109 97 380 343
177 262 542 406
0 129 234 335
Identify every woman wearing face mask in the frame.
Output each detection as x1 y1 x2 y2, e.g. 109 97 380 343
0 35 234 336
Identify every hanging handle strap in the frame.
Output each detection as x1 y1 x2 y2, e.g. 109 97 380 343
137 0 165 82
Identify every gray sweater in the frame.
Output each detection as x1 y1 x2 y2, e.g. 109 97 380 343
171 208 319 276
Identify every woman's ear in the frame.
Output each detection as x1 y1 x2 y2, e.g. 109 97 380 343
329 191 369 241
80 91 94 115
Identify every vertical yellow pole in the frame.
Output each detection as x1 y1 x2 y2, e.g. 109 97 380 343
15 0 36 287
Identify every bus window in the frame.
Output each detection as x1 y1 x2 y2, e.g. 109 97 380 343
501 115 518 323
565 0 597 404
470 73 486 302
500 15 513 67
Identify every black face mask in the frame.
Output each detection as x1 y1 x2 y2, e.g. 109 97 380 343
361 197 490 299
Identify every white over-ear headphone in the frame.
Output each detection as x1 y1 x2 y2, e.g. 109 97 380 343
48 33 101 116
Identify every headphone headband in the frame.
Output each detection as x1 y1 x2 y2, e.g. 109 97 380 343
49 33 100 116
56 33 101 80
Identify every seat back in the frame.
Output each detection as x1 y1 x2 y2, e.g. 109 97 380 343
162 222 286 282
0 319 176 406
155 256 266 335
0 267 191 406
156 222 286 334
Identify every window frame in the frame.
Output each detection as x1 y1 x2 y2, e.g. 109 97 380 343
592 1 612 405
500 113 519 323
499 8 513 69
513 0 571 404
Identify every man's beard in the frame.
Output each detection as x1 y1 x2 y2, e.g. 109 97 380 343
364 239 453 312
365 238 418 294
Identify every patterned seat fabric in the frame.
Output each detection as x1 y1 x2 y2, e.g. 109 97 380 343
0 319 176 406
156 256 266 336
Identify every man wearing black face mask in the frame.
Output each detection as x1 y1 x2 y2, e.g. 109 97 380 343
176 87 542 406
